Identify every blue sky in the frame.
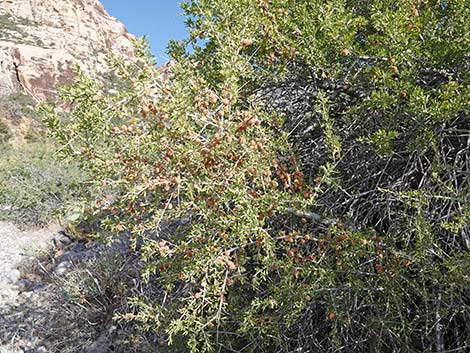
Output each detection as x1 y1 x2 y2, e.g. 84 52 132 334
100 1 188 64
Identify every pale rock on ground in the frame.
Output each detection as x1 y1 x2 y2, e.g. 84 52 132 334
0 220 132 352
0 221 57 304
0 221 58 353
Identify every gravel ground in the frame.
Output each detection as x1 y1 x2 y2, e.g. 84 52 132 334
0 222 57 304
0 221 58 353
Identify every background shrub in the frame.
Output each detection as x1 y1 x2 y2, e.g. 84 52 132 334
0 119 11 143
0 143 87 226
0 92 36 119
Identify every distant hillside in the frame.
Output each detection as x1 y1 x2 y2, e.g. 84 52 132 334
0 0 136 143
0 0 135 100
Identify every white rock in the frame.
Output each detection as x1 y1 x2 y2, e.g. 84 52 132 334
54 260 73 275
53 230 74 248
0 346 24 353
5 269 21 283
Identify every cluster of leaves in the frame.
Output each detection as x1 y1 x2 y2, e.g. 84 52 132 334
43 0 469 352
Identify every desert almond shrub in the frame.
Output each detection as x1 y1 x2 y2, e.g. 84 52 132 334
42 38 313 352
43 0 469 352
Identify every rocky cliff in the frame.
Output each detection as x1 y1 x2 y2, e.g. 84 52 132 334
0 0 135 101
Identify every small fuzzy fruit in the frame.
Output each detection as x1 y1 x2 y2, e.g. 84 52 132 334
241 38 253 47
268 52 276 63
209 92 218 104
226 260 237 271
340 48 350 56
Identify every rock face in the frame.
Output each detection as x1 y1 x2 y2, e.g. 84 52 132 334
0 0 134 101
